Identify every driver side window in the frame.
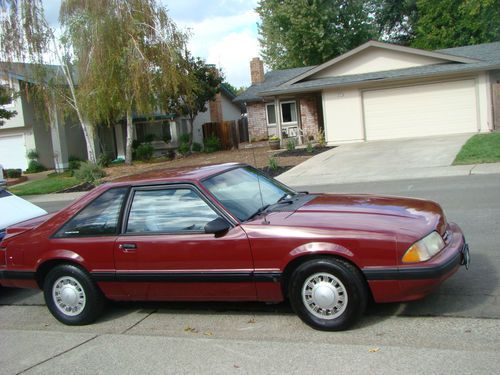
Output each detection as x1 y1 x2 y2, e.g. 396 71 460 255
125 188 219 234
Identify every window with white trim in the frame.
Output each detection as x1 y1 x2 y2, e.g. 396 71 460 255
266 103 276 126
280 101 297 124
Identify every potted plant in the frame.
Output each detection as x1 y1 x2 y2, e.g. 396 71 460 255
268 135 280 150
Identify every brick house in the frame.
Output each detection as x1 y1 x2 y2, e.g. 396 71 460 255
235 41 500 145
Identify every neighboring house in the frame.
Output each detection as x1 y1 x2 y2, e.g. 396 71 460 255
0 63 243 170
235 40 500 145
114 84 244 158
0 63 88 171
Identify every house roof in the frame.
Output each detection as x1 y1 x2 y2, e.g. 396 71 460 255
233 66 314 103
0 62 72 84
234 41 500 102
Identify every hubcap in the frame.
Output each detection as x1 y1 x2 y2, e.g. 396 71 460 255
52 276 86 316
302 272 348 319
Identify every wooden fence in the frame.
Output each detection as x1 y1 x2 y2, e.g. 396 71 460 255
202 119 249 150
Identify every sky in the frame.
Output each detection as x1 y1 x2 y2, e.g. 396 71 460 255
42 0 261 88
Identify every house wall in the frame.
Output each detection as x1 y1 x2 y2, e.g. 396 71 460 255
0 78 25 130
477 72 494 132
20 89 54 168
322 73 491 144
192 108 210 144
63 117 88 161
221 95 242 122
247 102 268 141
312 48 447 78
322 88 364 143
299 95 320 140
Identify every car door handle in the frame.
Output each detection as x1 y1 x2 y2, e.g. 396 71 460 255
119 243 137 252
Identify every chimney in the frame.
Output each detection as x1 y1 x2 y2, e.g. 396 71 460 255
250 57 265 85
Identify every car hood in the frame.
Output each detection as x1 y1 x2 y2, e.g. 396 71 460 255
263 194 446 239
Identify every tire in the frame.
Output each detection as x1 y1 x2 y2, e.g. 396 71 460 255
289 258 367 331
43 264 105 325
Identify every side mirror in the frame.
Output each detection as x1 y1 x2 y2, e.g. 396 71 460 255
204 217 231 236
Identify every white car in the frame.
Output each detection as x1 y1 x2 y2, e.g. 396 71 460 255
0 164 6 188
0 189 47 241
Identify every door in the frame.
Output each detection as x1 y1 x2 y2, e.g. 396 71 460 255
114 185 256 301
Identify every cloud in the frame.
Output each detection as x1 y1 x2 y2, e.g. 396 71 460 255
179 9 261 85
42 0 262 87
207 29 260 88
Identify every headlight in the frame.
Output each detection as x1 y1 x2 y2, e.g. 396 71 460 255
402 231 445 263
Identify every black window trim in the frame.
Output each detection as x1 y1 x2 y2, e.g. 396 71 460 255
51 186 131 239
120 183 236 236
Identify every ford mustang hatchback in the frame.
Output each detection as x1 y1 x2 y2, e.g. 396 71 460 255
0 163 470 330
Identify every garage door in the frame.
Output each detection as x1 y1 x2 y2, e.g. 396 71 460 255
0 134 27 170
363 80 478 141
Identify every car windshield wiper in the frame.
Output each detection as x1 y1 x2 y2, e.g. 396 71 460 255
246 204 270 221
277 193 295 204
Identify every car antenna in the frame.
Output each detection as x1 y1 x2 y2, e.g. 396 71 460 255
252 146 269 224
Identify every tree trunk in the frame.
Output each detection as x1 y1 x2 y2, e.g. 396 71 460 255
82 122 97 164
125 108 134 165
188 115 194 150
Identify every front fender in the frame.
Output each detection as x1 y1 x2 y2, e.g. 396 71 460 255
280 241 356 270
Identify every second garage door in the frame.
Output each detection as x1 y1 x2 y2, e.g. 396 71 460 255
363 79 478 141
0 134 27 170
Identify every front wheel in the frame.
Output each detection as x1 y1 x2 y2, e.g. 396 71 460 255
289 258 367 331
43 264 105 325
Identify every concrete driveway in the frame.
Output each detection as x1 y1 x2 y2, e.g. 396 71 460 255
277 133 498 186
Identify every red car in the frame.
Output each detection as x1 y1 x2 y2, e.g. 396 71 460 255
0 163 469 330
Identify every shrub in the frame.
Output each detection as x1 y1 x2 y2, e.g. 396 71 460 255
26 149 38 160
68 155 83 171
6 168 22 178
317 129 326 148
178 142 190 155
132 140 141 150
268 156 279 171
179 133 190 144
74 162 105 183
97 153 112 168
134 143 154 161
306 141 314 153
192 142 203 152
286 138 296 151
204 135 221 153
25 160 46 174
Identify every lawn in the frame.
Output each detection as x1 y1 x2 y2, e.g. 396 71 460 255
10 173 79 196
453 132 500 165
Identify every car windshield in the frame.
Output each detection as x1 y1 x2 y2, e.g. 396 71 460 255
202 166 296 221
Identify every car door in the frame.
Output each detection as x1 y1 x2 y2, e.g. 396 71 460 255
114 184 256 301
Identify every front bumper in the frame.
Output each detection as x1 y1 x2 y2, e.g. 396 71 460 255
364 222 469 303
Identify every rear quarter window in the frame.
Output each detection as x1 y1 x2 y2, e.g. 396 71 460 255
54 187 128 238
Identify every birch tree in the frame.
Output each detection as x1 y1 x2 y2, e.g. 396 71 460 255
0 0 98 163
60 0 187 164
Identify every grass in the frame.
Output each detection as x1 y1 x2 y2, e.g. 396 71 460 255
10 172 79 196
453 132 500 165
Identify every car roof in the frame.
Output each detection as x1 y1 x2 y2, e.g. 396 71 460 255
107 162 245 187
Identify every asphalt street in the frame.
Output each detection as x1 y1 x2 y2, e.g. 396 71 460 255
1 173 499 374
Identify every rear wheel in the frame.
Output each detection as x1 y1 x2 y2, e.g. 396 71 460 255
43 264 105 325
289 258 367 331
